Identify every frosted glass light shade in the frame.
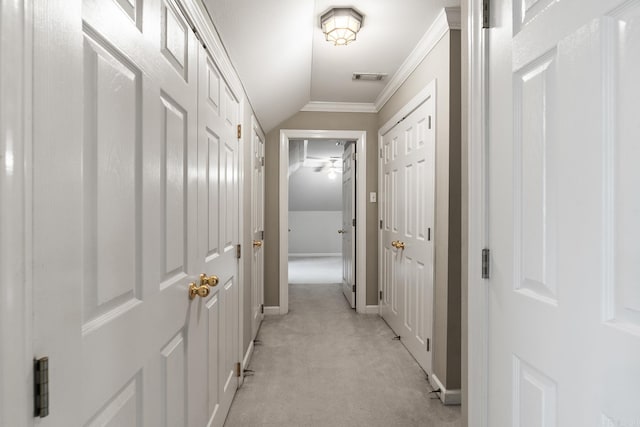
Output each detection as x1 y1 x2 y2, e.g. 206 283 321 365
320 8 363 46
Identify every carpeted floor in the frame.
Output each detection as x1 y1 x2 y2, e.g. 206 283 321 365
224 283 461 427
288 256 342 284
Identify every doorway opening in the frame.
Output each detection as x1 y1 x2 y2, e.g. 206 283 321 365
288 139 345 285
279 129 367 314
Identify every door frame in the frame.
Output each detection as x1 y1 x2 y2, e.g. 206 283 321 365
279 129 367 314
0 0 33 424
466 0 489 425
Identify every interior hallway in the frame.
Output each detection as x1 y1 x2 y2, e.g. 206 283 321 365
224 282 461 426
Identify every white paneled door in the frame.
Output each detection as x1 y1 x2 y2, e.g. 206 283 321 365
196 43 241 427
487 0 640 425
380 88 435 373
341 142 356 308
31 1 240 426
250 119 265 339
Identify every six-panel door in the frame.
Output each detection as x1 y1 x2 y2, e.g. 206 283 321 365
32 1 241 425
487 0 640 424
380 91 436 374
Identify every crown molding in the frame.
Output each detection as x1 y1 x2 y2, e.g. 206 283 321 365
300 101 378 113
374 7 461 111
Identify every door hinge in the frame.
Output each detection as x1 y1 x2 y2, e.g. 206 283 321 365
352 284 356 292
236 362 241 377
236 244 242 259
379 148 383 158
260 230 264 240
482 0 491 28
261 304 264 314
379 220 383 230
260 156 265 167
427 227 431 241
352 152 357 161
237 124 242 139
379 290 383 300
352 218 356 227
428 115 432 129
34 357 49 418
426 338 430 352
482 248 490 279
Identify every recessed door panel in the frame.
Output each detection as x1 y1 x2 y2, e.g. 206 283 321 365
161 331 187 427
161 94 188 282
206 129 221 260
82 28 142 330
161 0 188 79
514 50 558 304
84 374 142 427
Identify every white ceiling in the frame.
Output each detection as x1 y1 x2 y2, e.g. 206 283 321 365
203 0 460 132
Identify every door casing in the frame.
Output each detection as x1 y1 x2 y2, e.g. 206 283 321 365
466 0 489 425
0 0 33 425
278 129 368 314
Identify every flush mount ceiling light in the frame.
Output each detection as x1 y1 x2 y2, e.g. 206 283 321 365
320 7 363 46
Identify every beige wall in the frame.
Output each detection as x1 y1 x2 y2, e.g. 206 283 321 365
378 31 462 392
264 112 379 307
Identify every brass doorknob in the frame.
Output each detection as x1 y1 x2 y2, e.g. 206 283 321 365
189 281 210 299
201 273 219 287
391 240 406 250
253 240 263 248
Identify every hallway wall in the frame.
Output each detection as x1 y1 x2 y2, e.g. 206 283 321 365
378 30 462 393
265 112 379 306
261 26 462 397
289 211 342 254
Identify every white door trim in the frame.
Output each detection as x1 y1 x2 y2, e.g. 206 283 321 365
0 0 33 425
237 97 246 387
279 129 367 314
466 0 488 425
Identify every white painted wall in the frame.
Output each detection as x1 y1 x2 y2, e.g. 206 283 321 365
288 211 342 255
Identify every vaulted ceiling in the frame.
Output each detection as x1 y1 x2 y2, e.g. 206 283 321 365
202 0 460 132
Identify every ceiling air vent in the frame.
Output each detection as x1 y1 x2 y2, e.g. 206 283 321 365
352 72 387 81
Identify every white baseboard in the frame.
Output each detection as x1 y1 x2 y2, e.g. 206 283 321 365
364 305 379 314
239 340 255 387
263 306 281 315
242 340 254 371
288 253 341 257
429 373 462 405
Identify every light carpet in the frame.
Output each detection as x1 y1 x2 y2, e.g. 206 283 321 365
224 283 461 427
288 256 342 284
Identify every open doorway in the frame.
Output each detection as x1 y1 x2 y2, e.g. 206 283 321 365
279 129 367 314
287 139 356 306
288 139 343 284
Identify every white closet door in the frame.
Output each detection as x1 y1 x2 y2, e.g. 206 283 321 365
32 1 241 426
196 45 241 427
250 121 265 339
380 89 435 373
486 0 640 425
